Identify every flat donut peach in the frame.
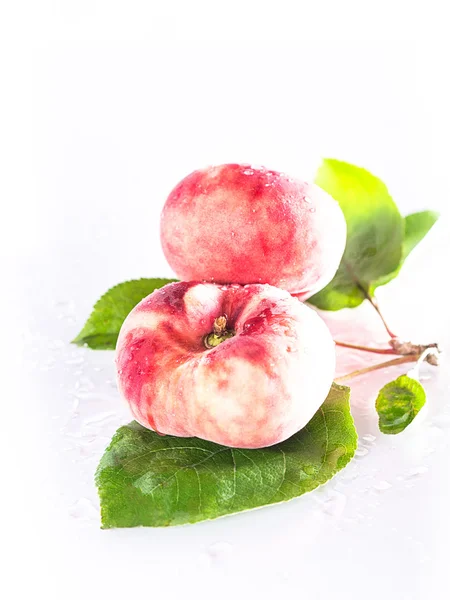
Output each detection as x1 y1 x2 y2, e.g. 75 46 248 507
116 281 336 449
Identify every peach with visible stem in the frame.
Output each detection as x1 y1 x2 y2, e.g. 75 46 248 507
160 164 347 299
115 281 336 449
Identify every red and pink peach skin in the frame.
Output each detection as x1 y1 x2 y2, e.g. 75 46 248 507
160 164 346 299
116 281 336 449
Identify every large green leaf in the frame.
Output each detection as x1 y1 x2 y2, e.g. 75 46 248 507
309 159 404 310
375 375 426 435
96 384 356 528
72 278 177 350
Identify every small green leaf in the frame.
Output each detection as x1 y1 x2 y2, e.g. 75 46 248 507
371 210 439 289
309 159 404 310
96 383 357 528
375 375 426 435
72 278 177 350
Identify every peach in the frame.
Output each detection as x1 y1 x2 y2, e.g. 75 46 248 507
160 164 346 299
116 281 336 449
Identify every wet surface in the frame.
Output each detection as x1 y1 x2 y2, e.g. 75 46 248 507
7 216 450 600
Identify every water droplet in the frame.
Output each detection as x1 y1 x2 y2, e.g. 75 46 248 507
403 466 428 480
362 434 376 443
69 497 99 520
70 397 80 414
48 339 65 350
373 480 392 491
304 196 312 203
303 465 316 476
355 447 369 458
340 467 358 483
41 357 57 371
243 169 254 175
54 300 75 311
309 207 316 213
207 542 233 560
83 412 116 426
321 491 347 517
231 232 235 237
65 356 85 366
76 375 94 391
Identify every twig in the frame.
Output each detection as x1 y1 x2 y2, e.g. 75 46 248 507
334 354 419 384
367 295 397 338
334 340 396 355
341 259 397 338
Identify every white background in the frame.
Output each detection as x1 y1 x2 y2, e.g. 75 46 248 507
1 3 450 600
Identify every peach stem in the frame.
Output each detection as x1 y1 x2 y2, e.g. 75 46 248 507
204 316 235 349
213 315 228 337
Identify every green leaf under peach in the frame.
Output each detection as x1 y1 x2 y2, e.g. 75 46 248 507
96 383 356 528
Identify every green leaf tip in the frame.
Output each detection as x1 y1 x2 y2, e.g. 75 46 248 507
72 278 177 350
95 383 357 528
369 210 440 291
375 375 426 435
403 210 439 260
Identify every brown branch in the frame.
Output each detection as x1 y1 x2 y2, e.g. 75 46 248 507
341 259 397 338
334 354 419 384
334 340 396 355
367 295 397 338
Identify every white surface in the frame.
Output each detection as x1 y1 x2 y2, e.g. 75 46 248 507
2 4 450 600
